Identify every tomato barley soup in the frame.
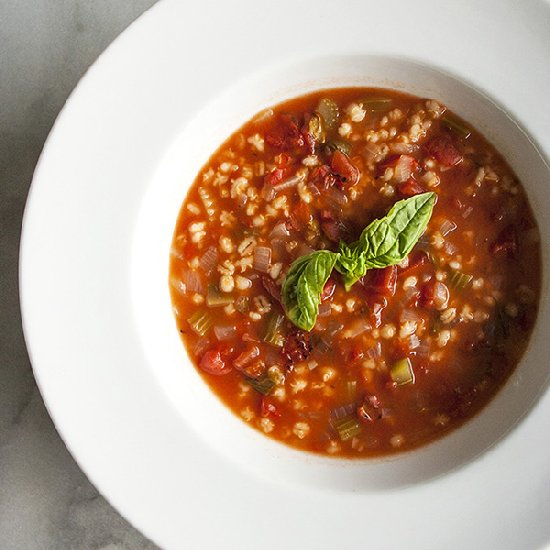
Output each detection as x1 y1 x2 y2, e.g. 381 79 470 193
169 88 540 457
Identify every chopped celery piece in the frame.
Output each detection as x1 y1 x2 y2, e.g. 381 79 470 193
390 358 415 385
317 98 339 130
441 114 472 139
308 113 326 143
362 98 393 111
332 415 362 441
448 269 473 290
263 312 286 347
325 139 352 156
246 375 276 395
206 284 234 307
187 310 213 336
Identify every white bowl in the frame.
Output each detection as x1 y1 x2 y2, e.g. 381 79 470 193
133 53 550 491
20 1 550 548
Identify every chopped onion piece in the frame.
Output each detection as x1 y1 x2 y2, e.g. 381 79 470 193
394 155 415 183
433 281 450 308
262 185 276 201
307 360 318 370
404 286 420 303
269 222 290 239
366 341 382 359
253 246 272 273
388 142 419 155
170 246 185 260
318 302 332 317
234 346 260 369
330 403 357 420
199 246 218 273
273 174 304 192
439 219 457 237
408 334 421 349
214 325 237 341
345 319 372 338
307 182 321 197
182 269 203 294
170 276 187 295
415 340 431 358
194 338 210 358
295 243 315 258
462 206 473 219
326 320 344 337
400 308 420 322
443 241 458 255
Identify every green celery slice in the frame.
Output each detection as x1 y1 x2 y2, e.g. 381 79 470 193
187 310 213 336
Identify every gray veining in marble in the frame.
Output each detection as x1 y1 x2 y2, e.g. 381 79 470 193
1 2 159 548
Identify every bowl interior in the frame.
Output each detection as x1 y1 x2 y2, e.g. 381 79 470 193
131 54 549 491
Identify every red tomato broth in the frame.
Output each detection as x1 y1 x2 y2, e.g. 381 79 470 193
169 88 541 457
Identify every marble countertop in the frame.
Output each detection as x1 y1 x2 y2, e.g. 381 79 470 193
1 2 158 548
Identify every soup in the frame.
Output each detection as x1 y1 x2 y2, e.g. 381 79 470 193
169 88 540 457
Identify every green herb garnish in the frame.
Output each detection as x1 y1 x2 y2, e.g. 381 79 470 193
281 193 436 330
281 250 339 331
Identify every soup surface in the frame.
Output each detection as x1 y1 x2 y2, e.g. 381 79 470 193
169 88 540 457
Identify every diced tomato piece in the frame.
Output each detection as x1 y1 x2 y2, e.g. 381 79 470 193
310 164 337 189
398 176 425 197
330 150 361 185
199 350 231 375
264 167 288 187
424 132 463 166
418 280 435 308
261 397 281 418
365 266 397 296
283 328 312 366
320 277 336 302
490 225 518 257
265 114 305 152
398 250 429 274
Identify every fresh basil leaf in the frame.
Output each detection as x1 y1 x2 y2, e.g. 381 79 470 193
282 250 339 331
335 241 367 291
359 192 435 269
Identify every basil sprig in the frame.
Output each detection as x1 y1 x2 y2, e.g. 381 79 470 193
281 250 339 331
281 192 436 330
337 191 436 290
